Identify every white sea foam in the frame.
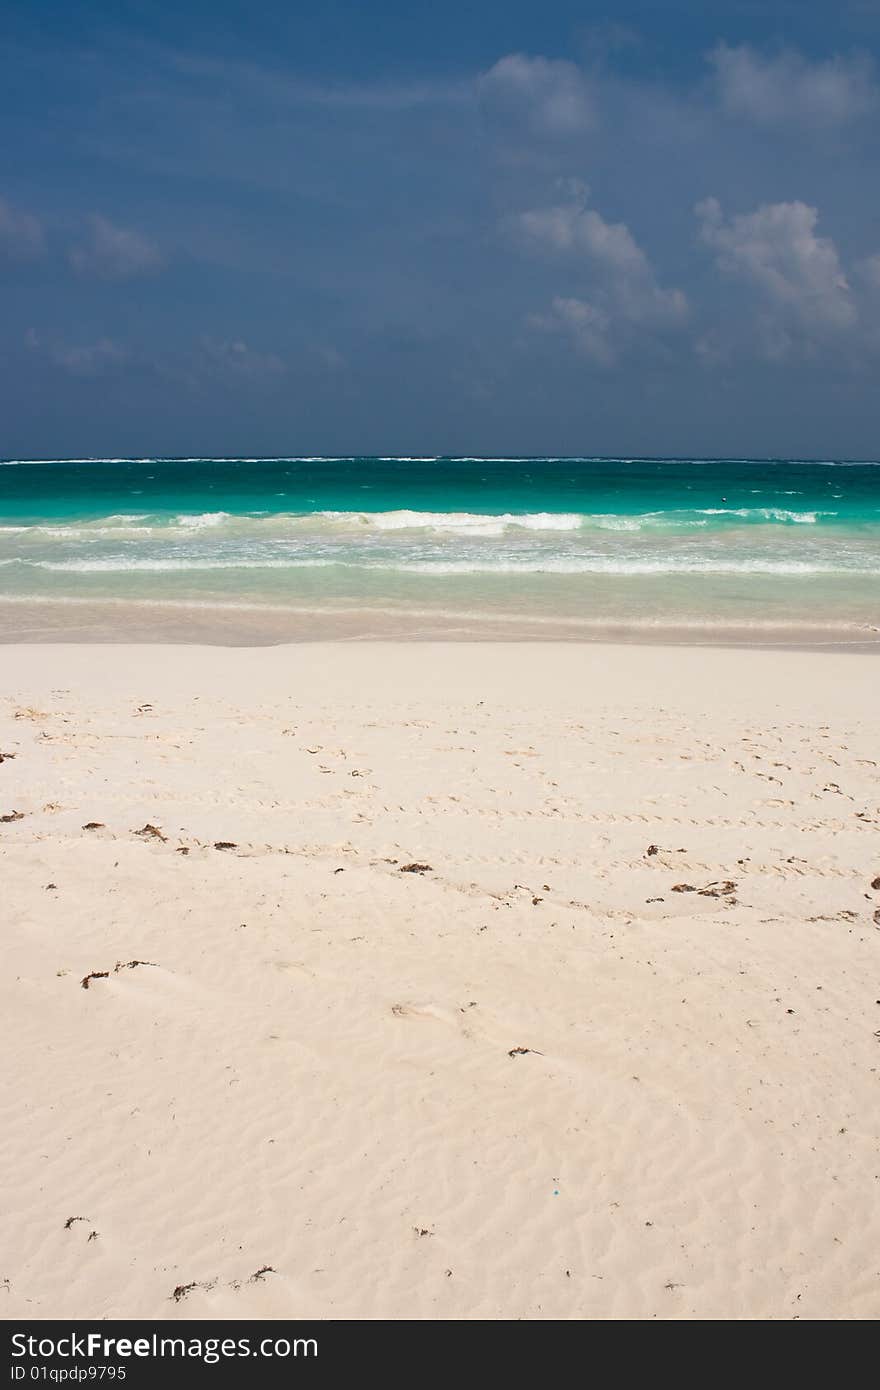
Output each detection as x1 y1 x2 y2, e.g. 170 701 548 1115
315 510 586 535
174 512 231 529
696 508 826 523
16 558 339 572
397 558 879 576
1 506 846 539
14 555 880 576
2 454 880 466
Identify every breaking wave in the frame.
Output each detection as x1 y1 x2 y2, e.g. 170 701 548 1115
0 506 852 541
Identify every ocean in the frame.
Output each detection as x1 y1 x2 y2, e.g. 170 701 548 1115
1 455 878 642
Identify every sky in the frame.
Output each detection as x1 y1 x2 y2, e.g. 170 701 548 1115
2 1 880 457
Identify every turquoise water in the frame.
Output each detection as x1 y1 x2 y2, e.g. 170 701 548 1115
1 456 878 637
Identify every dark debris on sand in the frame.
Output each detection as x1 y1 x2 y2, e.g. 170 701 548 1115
671 880 736 898
80 971 109 990
171 1282 199 1303
135 823 167 841
81 960 157 989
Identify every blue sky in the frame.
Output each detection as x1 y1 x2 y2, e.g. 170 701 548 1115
3 1 880 456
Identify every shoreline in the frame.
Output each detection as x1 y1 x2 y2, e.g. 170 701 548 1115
0 597 878 651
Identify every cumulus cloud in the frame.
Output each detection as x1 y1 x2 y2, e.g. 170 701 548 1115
69 215 164 280
529 296 615 365
479 54 595 135
516 184 687 360
519 191 643 272
0 198 46 261
709 43 877 126
697 197 856 349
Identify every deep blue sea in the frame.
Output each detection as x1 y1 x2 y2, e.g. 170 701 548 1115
1 456 878 639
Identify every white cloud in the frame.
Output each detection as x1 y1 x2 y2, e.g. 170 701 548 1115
479 54 595 134
69 215 164 280
697 197 856 344
0 198 46 261
516 185 687 359
529 296 615 364
709 43 877 126
519 197 645 274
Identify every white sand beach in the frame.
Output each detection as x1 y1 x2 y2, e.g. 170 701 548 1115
1 641 879 1321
